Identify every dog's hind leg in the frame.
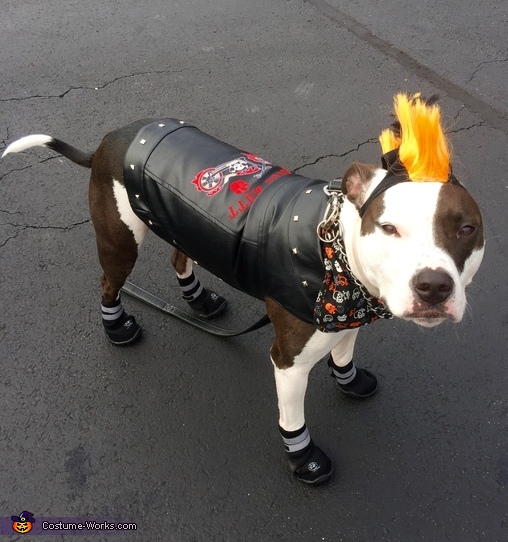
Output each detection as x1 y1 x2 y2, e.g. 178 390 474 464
89 172 146 345
170 248 227 319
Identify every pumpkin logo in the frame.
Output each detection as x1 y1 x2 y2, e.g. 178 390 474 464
11 511 35 533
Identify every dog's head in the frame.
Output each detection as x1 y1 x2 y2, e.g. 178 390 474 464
341 93 484 327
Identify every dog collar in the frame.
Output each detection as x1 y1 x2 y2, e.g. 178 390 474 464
359 149 463 218
313 237 393 332
314 185 393 332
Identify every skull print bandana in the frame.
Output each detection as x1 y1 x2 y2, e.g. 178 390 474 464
313 238 392 332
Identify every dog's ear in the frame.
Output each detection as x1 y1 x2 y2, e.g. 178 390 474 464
341 162 378 209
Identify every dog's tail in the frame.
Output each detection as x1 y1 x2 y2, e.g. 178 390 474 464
2 135 93 168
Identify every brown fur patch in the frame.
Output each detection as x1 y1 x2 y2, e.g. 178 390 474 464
360 194 386 236
265 298 316 369
170 249 190 275
341 162 377 209
433 183 484 273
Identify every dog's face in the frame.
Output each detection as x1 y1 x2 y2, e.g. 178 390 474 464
342 164 485 327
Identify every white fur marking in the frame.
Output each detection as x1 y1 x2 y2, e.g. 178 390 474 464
2 134 53 157
273 330 354 431
112 179 148 246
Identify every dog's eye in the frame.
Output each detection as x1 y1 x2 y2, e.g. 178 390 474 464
458 225 475 237
380 224 398 235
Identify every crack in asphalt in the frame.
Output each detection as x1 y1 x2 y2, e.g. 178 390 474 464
452 105 467 123
293 121 483 172
450 106 486 131
293 138 377 172
0 209 21 215
306 0 508 133
0 126 11 153
0 164 33 182
447 122 486 134
0 219 90 247
0 231 20 248
0 156 61 182
1 219 90 231
0 70 183 103
467 58 508 83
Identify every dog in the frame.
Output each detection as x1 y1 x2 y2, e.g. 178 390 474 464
3 93 485 484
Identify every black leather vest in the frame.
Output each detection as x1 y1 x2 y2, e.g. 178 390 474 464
123 119 327 323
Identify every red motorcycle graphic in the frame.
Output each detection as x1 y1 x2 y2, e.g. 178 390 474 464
192 153 269 196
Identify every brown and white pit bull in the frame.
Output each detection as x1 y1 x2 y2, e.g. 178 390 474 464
3 94 485 484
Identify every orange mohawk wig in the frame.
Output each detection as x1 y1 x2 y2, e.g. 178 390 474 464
379 93 452 182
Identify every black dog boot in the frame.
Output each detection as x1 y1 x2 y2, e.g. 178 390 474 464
187 289 228 320
177 272 227 320
287 441 333 485
327 356 378 398
103 312 142 346
101 297 142 346
280 425 333 485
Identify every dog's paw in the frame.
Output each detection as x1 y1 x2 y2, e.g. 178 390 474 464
338 367 378 398
287 442 333 485
103 314 142 346
188 290 228 320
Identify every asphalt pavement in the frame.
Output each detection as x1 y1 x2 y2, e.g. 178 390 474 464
1 1 507 541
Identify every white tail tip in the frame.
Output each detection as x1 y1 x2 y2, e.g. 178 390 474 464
2 134 53 158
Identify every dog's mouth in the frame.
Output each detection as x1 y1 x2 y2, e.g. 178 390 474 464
403 310 456 328
381 295 458 327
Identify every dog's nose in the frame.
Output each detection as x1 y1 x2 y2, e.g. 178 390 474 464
413 268 454 305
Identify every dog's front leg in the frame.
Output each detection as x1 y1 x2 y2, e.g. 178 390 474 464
327 329 378 398
273 329 364 485
267 298 345 484
267 296 379 484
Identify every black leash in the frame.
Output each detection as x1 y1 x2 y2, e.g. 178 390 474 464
121 281 270 337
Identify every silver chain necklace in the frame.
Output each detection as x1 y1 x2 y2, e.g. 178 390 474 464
317 182 393 320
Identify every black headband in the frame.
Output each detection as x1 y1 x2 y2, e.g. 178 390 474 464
358 149 463 218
